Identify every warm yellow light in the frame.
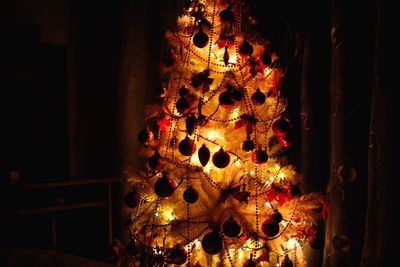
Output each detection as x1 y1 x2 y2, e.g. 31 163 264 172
278 172 285 179
265 202 272 208
287 238 299 250
205 128 222 141
229 107 240 120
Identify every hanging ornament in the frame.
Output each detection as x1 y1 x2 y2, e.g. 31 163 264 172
219 7 235 23
219 89 235 108
222 217 241 237
239 39 254 58
168 247 187 265
277 134 293 147
124 190 141 208
281 255 294 267
261 219 279 237
179 86 190 97
183 186 199 204
201 230 223 254
193 29 209 48
138 127 155 146
251 149 268 164
125 240 139 256
212 148 230 168
243 259 256 267
178 136 196 156
271 209 283 223
242 139 255 152
223 46 230 66
176 97 192 115
260 51 272 66
272 119 290 137
148 152 164 171
198 144 210 166
251 88 266 105
185 113 196 135
154 175 176 198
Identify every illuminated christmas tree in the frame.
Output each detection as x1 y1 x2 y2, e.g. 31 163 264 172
123 0 328 266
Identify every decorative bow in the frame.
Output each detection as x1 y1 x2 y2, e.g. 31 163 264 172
234 114 258 136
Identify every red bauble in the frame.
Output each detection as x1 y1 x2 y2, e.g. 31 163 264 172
179 86 190 97
277 135 293 147
124 190 141 208
178 136 196 156
212 148 230 168
138 127 154 145
201 230 223 254
176 97 192 115
222 217 241 237
148 153 164 171
168 247 187 265
183 186 199 204
125 241 139 256
272 119 290 137
198 144 210 167
219 8 235 23
261 219 279 237
239 39 254 58
251 88 266 105
260 52 272 66
251 149 268 164
154 175 176 198
242 139 255 152
281 255 294 267
185 113 196 136
193 29 209 48
271 209 283 223
219 90 235 108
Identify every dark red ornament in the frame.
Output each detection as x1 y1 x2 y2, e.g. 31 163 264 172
124 190 141 208
201 230 223 255
223 46 230 66
243 259 256 267
272 119 290 137
219 8 235 23
251 149 268 164
239 39 254 58
219 90 235 108
193 29 209 48
179 86 190 97
125 241 139 256
198 144 210 167
183 186 199 204
176 97 192 115
168 247 187 265
242 139 255 152
261 219 279 237
251 88 266 105
154 175 176 198
148 153 164 171
271 209 283 223
138 127 154 145
222 217 241 237
281 255 294 267
212 148 230 168
186 114 196 135
178 136 196 156
260 52 272 66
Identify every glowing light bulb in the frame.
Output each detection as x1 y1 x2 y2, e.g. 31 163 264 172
278 172 285 179
265 202 272 208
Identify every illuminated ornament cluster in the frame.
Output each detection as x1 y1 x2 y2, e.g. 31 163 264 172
125 0 328 266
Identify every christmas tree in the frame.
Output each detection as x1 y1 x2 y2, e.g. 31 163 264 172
123 0 327 266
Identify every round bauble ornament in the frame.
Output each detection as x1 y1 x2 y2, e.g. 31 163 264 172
178 136 196 156
271 209 283 223
219 90 235 109
193 29 209 48
242 139 255 152
201 230 223 255
125 241 139 256
243 259 256 267
260 52 272 66
138 128 154 145
148 153 164 171
185 113 196 136
251 149 268 164
239 39 254 58
198 144 210 167
124 190 141 208
154 175 176 198
222 217 241 237
219 8 235 23
272 119 290 137
176 97 192 115
261 219 279 237
168 247 187 265
251 88 266 105
281 255 293 267
179 86 190 97
183 186 199 204
212 148 230 168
